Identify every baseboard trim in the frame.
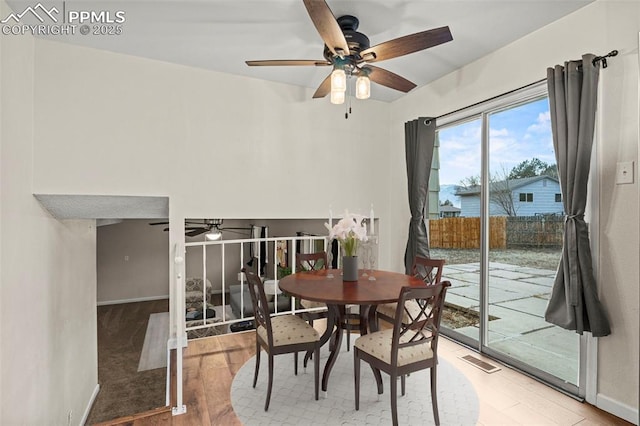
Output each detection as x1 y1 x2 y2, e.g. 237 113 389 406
97 295 169 306
597 393 639 425
81 384 100 426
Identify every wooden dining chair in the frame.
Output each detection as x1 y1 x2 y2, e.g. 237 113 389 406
242 260 320 411
296 252 331 368
377 256 445 326
412 256 445 284
296 251 329 324
354 281 451 426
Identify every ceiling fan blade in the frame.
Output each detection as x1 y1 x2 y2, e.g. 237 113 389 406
149 221 169 226
312 73 332 98
303 0 349 57
365 65 416 93
186 228 208 237
246 59 331 67
161 226 206 231
360 26 453 63
222 229 250 236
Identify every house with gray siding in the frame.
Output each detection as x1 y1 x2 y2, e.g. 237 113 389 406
455 176 563 217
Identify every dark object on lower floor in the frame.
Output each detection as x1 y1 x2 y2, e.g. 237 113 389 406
186 308 216 321
230 320 255 333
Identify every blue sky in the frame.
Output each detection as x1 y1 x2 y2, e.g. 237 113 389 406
437 97 553 186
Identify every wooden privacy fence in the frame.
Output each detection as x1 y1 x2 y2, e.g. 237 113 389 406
429 216 563 249
506 215 564 248
430 217 506 249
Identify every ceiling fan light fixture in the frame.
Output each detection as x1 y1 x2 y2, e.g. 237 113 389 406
330 68 346 93
355 75 370 99
330 89 345 104
205 229 222 241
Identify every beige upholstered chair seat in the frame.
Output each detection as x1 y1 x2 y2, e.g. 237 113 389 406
300 299 327 310
257 315 320 347
354 329 434 367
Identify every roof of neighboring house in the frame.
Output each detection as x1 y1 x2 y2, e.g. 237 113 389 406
455 175 559 196
439 205 461 213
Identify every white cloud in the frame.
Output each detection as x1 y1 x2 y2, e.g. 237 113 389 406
490 128 509 137
527 111 551 133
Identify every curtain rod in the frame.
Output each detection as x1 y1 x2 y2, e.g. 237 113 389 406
434 50 618 122
591 49 618 68
433 78 546 121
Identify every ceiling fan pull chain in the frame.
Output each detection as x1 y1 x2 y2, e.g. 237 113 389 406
345 80 352 119
345 90 349 119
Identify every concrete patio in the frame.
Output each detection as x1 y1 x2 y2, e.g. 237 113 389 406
442 262 579 384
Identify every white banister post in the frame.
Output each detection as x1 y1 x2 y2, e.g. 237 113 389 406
221 244 226 320
172 243 187 415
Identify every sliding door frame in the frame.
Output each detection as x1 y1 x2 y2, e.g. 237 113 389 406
436 81 591 397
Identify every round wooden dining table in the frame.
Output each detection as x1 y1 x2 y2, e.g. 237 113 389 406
278 268 426 392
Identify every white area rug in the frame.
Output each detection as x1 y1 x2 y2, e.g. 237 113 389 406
138 312 169 372
231 342 479 425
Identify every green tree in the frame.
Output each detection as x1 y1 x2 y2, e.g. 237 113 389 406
508 158 557 179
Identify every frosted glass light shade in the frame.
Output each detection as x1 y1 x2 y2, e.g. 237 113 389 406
330 90 345 105
356 75 370 99
205 229 222 241
331 69 346 92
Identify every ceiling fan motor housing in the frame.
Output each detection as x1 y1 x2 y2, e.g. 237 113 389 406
323 15 370 63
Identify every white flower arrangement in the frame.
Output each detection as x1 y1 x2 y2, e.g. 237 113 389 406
325 210 368 257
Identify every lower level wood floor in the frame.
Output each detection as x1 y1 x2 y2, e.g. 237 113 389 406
101 329 631 426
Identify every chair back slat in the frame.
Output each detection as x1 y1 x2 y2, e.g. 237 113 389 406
242 258 273 346
411 257 445 285
391 281 451 366
296 251 328 272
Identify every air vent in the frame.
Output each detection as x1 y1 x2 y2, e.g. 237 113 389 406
460 355 500 373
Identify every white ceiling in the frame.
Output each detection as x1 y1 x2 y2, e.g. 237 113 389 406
15 0 593 102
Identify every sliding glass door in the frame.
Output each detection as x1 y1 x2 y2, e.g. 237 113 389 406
433 118 482 344
433 83 581 393
486 98 578 386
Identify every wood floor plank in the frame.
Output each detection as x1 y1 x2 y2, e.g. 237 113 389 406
477 400 524 426
202 367 243 425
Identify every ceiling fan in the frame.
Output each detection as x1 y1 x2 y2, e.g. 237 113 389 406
149 219 251 240
245 0 453 101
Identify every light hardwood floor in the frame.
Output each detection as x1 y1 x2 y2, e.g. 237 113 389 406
99 329 631 426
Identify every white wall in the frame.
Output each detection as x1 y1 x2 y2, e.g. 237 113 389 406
97 220 169 304
390 1 638 420
0 1 98 422
30 37 395 279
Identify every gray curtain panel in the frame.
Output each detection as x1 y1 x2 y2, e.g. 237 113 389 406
404 117 436 274
544 54 611 337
